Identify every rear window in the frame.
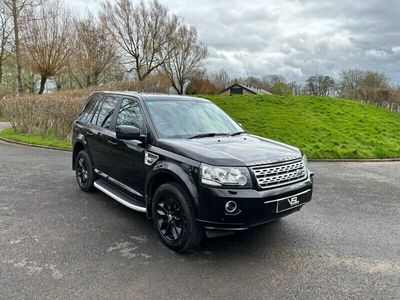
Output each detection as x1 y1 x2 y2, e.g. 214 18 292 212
79 94 101 124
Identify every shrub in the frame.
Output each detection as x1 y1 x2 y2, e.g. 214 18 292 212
1 90 86 139
271 82 292 95
342 87 400 113
0 77 171 140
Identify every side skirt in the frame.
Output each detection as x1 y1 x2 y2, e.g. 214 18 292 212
94 179 147 213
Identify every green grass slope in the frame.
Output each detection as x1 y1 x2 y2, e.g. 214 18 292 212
207 95 400 159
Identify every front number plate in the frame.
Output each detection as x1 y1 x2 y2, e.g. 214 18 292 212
276 195 305 213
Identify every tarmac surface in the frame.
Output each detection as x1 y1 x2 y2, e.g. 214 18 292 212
0 136 399 299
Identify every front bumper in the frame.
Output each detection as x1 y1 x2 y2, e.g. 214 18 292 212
196 172 313 231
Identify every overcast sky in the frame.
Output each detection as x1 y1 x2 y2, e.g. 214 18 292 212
66 0 400 83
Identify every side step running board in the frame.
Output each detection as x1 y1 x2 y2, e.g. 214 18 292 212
94 179 146 213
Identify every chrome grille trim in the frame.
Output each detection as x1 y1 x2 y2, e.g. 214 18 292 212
251 158 307 189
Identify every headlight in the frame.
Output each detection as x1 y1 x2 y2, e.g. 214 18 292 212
200 164 250 187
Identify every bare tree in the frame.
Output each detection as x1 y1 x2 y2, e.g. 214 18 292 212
337 69 390 98
262 74 286 89
361 71 390 89
163 24 207 94
336 69 396 108
100 0 178 81
4 0 39 92
304 74 335 96
336 69 365 95
0 2 13 84
242 76 264 89
288 81 302 95
229 75 264 90
21 0 72 94
210 69 231 91
69 13 120 88
23 69 36 93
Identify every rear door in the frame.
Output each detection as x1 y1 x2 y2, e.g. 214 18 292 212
87 95 119 172
77 93 102 161
106 97 147 195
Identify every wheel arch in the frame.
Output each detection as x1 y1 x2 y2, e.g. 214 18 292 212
72 140 86 170
145 162 200 218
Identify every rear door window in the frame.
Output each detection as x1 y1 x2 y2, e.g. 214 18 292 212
93 96 119 130
79 94 102 124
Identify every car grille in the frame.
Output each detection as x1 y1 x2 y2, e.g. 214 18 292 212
251 158 307 189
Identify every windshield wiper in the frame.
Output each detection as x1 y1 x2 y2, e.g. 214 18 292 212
189 133 229 139
230 131 246 136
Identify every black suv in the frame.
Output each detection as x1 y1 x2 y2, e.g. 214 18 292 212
72 92 313 252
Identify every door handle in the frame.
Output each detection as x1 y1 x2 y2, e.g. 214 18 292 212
108 140 118 145
87 131 95 136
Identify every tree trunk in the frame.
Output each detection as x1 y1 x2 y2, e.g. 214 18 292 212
38 75 47 94
178 79 185 95
0 57 3 84
12 0 23 93
0 35 4 84
93 73 99 86
171 81 180 94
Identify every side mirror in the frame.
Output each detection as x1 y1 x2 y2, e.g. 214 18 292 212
116 125 141 140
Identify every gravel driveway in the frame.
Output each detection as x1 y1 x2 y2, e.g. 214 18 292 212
0 140 399 299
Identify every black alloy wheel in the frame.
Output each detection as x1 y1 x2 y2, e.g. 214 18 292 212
155 192 185 242
152 183 203 252
75 150 95 192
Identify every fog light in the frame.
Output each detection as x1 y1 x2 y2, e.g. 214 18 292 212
225 201 238 213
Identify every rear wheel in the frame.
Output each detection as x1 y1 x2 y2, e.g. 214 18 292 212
152 183 203 252
75 150 95 192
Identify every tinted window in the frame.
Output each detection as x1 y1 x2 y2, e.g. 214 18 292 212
116 98 146 133
79 94 101 123
94 96 119 129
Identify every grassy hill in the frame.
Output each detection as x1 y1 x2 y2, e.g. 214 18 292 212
2 92 400 159
206 95 400 159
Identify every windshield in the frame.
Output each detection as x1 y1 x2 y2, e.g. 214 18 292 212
146 100 244 139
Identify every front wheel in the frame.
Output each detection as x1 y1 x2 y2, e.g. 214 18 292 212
75 150 95 192
152 183 203 252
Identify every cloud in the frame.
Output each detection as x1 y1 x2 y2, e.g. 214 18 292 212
167 0 400 82
65 0 400 83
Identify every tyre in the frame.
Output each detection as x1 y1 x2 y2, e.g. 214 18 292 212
152 182 203 252
75 150 95 192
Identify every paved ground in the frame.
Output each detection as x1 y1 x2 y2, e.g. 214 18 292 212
0 122 10 131
0 139 399 300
